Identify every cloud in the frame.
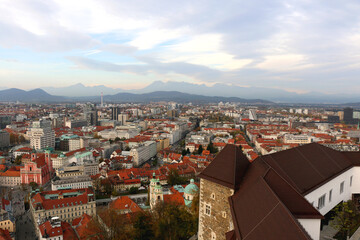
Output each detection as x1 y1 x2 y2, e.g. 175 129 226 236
1 0 360 94
101 44 138 55
67 56 225 82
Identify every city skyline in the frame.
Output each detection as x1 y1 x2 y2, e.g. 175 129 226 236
1 0 360 95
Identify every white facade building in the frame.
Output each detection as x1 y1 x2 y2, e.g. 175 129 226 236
27 120 55 150
130 141 157 166
51 176 92 190
284 134 313 144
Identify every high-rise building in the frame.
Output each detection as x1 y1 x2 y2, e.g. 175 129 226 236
111 107 121 121
343 107 354 123
167 109 179 118
83 104 98 126
118 113 128 125
27 120 55 150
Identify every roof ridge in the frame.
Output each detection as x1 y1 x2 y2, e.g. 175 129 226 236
294 147 325 179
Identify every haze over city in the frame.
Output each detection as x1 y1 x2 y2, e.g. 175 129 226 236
1 0 360 97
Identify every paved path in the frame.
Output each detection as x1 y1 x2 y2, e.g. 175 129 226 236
320 221 338 240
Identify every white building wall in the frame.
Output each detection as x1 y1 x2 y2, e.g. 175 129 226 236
304 168 355 216
298 219 321 240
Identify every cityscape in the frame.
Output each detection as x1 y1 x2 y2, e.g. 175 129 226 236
1 1 360 240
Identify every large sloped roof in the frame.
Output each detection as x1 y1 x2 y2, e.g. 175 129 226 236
200 143 355 239
229 177 313 240
198 144 250 190
259 142 360 194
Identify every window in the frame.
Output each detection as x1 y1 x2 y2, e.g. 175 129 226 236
329 189 332 202
222 211 226 218
205 204 211 216
350 176 353 187
318 194 326 209
211 193 215 200
340 181 344 194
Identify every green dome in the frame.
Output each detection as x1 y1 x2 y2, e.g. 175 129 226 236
184 179 199 195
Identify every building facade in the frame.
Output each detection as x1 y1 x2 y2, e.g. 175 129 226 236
20 152 53 186
27 120 55 150
31 188 96 225
51 176 92 191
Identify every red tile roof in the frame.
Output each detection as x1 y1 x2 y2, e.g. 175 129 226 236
109 196 143 213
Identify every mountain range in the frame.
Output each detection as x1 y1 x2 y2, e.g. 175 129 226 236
0 88 66 102
42 81 360 104
1 81 360 104
0 88 270 104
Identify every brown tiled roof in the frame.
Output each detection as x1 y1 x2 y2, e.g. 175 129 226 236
229 177 312 240
202 143 350 240
198 144 250 190
259 142 359 194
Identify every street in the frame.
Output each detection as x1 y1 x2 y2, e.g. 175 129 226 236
16 210 37 240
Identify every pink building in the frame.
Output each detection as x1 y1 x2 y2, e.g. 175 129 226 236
20 152 53 186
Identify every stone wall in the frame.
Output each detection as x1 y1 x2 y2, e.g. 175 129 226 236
198 178 234 240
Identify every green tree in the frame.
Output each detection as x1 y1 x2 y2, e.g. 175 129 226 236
197 145 203 155
125 146 131 151
331 200 360 239
132 212 154 240
180 140 185 148
114 137 121 142
152 157 158 167
129 186 138 194
152 202 197 240
181 149 187 156
167 169 186 186
29 182 39 190
206 140 218 154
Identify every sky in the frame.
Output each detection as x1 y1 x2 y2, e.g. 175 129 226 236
0 0 360 94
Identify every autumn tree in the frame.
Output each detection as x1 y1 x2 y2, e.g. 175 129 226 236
90 209 132 240
152 202 197 240
331 200 360 239
14 155 22 165
167 169 186 186
132 212 154 240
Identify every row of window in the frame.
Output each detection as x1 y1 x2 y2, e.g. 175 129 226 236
317 176 353 209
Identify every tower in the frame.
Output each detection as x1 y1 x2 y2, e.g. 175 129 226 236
149 173 163 209
198 145 250 240
45 150 53 173
101 92 103 107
